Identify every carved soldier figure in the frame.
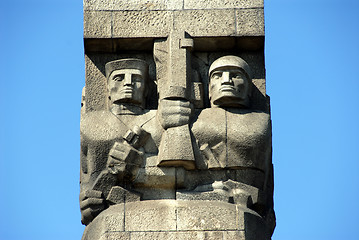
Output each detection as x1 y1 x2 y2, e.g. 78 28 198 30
184 56 275 236
81 0 274 238
208 55 251 108
80 56 275 239
191 56 271 169
80 59 162 225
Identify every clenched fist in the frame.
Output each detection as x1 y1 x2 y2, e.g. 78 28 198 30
79 189 105 225
158 99 193 129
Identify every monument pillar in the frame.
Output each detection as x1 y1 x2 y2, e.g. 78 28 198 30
81 1 275 239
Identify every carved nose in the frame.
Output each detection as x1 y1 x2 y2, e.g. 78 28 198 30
221 72 232 85
123 74 133 86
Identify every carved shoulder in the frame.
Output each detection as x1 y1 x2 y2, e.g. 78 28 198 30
226 110 271 142
80 110 127 142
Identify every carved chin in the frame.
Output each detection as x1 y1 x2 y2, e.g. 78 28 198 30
112 94 145 106
111 93 130 102
212 95 248 108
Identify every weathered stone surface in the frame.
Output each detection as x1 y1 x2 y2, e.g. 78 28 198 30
177 201 238 231
252 79 266 97
158 126 196 169
136 187 175 200
83 8 264 39
177 189 229 202
84 0 183 11
99 232 130 240
134 166 176 188
224 231 246 240
184 0 263 10
174 9 236 37
192 108 226 168
226 110 271 170
82 200 268 239
106 186 141 204
84 11 112 38
236 8 265 36
130 232 185 240
81 1 274 239
131 231 237 240
180 169 228 190
82 204 125 240
112 11 172 38
84 55 108 111
84 0 264 11
124 200 177 231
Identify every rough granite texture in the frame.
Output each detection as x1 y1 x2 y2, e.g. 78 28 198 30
84 0 263 11
184 0 263 10
236 8 265 36
81 0 274 239
81 200 266 240
84 0 184 11
112 11 173 38
84 9 264 38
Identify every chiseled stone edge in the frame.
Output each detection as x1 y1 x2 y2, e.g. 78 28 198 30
236 8 265 36
83 200 263 234
84 10 112 38
84 0 184 11
84 0 263 11
84 8 264 39
184 0 263 10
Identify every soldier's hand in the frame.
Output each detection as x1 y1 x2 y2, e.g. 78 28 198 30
107 141 143 177
108 141 131 159
79 190 105 225
158 99 193 129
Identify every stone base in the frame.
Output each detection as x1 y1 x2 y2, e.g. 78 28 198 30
82 200 268 240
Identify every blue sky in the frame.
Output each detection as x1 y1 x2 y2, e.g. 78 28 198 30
0 0 358 239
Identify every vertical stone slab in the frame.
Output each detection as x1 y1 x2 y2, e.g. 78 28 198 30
81 204 125 240
236 8 265 36
177 201 239 231
184 0 263 9
84 0 184 11
124 200 177 231
84 55 108 111
173 9 236 37
112 11 172 38
84 10 112 38
81 0 273 239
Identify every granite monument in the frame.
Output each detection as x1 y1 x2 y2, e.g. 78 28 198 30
80 1 275 239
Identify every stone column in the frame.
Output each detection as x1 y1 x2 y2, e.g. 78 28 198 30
80 1 275 239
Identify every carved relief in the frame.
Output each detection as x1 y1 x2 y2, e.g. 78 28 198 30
81 53 274 235
81 1 274 238
80 59 162 225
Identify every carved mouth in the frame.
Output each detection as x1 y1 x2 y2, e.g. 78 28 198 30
220 86 235 91
120 87 133 94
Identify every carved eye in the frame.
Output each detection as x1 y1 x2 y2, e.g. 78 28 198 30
232 73 242 79
113 75 123 82
132 75 143 82
212 72 222 80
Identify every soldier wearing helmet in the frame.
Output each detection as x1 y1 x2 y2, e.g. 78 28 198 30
208 55 252 108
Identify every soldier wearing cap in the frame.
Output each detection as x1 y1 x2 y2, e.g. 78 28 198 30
106 58 149 115
187 56 273 227
80 59 163 225
208 55 252 108
191 55 269 170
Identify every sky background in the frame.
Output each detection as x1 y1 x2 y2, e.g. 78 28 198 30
0 0 358 239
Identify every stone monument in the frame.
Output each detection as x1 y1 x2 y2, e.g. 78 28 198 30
80 1 275 239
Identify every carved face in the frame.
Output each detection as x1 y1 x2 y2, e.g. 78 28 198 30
209 67 249 107
108 69 146 105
